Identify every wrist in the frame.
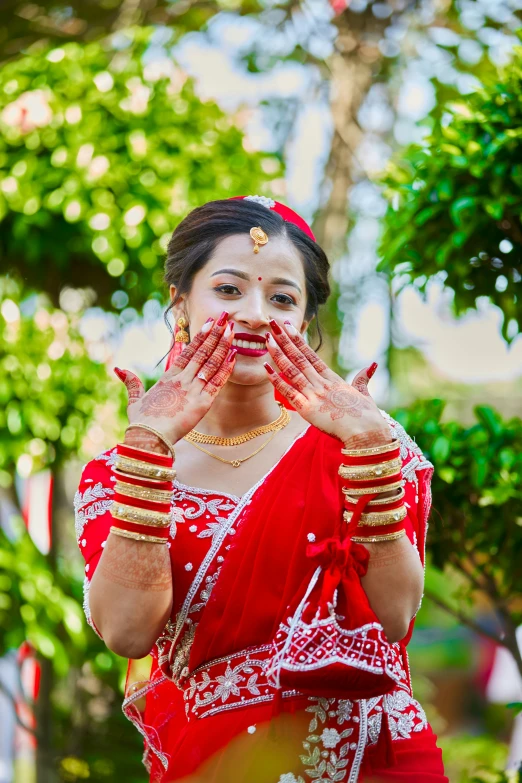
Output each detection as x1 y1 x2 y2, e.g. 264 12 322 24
340 424 393 451
124 428 171 457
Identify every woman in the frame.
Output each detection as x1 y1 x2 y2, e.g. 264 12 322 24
74 196 447 782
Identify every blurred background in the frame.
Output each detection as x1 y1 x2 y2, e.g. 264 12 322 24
0 0 521 780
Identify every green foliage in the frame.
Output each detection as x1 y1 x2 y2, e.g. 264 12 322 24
393 399 522 629
0 523 143 780
378 35 522 341
0 27 282 311
439 733 515 783
0 276 117 482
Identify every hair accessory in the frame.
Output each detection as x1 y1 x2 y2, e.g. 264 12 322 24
250 226 268 254
175 316 189 344
244 195 276 209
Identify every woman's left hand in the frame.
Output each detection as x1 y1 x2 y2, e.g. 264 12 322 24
264 320 392 447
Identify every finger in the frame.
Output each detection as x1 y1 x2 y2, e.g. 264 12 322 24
195 322 234 385
114 367 145 407
168 317 215 372
265 333 309 393
351 362 377 398
182 315 233 381
263 363 307 411
281 321 330 375
203 348 237 398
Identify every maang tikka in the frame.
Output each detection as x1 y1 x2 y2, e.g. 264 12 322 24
250 226 268 253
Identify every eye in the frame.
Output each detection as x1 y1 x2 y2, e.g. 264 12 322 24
214 285 240 295
272 293 296 305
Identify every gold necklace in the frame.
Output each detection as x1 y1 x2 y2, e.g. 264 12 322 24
185 403 290 446
185 429 282 468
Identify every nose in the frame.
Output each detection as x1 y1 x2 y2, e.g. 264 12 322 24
233 291 270 332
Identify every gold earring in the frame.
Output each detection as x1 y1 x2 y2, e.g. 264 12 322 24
175 316 189 344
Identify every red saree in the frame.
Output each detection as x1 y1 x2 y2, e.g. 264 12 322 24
74 413 447 782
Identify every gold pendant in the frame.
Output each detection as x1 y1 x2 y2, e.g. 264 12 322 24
231 460 241 468
250 226 268 254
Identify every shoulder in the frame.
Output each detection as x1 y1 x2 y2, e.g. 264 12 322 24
379 410 433 480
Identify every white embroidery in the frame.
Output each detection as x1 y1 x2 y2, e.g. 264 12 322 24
244 194 276 209
74 481 115 540
95 448 118 467
366 690 428 744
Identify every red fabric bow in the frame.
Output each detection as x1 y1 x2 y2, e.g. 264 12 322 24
303 535 370 623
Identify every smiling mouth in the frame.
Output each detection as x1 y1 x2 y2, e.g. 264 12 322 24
231 338 268 355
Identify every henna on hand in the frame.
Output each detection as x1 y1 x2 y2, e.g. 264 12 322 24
100 534 172 592
342 428 393 450
124 428 170 456
282 324 328 374
365 539 405 571
317 382 373 421
139 378 188 418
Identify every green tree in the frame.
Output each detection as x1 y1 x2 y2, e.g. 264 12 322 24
0 26 282 311
378 33 522 342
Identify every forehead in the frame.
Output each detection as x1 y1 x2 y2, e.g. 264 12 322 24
203 233 305 282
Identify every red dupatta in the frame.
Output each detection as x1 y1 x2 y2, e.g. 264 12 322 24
187 423 411 699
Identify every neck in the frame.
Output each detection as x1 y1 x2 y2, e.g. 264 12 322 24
194 380 284 438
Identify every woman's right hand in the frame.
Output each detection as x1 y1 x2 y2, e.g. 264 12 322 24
113 312 236 448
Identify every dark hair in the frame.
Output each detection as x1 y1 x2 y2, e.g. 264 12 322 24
158 198 331 366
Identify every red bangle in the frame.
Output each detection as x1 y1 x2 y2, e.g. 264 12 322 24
340 447 400 466
349 520 406 539
111 519 171 538
117 442 173 467
113 469 174 492
341 472 402 490
344 494 404 514
113 492 172 514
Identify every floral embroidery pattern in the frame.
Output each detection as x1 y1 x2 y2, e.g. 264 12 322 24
183 648 273 719
94 448 118 467
366 689 428 746
297 697 356 782
74 481 114 540
188 570 220 615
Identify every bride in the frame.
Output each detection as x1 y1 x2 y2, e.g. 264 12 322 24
74 195 447 782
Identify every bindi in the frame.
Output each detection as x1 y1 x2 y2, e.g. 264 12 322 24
258 277 262 281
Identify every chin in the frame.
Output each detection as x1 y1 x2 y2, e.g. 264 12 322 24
228 361 271 385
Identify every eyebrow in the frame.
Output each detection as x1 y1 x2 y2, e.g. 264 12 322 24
210 268 302 295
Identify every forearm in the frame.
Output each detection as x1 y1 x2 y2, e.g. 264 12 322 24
361 536 424 643
90 534 173 659
90 427 174 659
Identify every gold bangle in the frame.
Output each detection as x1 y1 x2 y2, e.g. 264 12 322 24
344 487 406 507
338 458 401 481
110 526 168 545
125 424 176 459
115 455 176 482
342 480 404 497
111 502 172 527
343 505 407 527
115 480 173 504
341 438 399 458
113 468 175 486
351 529 406 543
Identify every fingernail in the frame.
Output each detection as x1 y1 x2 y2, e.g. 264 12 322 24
269 319 282 335
204 317 214 324
283 320 298 335
367 362 378 379
224 322 234 338
265 332 273 344
229 321 235 331
263 362 275 375
201 321 213 334
113 367 125 381
217 311 229 326
228 348 237 362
